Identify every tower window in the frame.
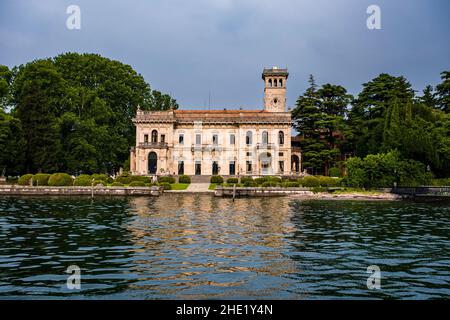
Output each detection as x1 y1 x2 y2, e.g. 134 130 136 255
262 131 268 144
213 134 218 145
230 134 235 145
274 79 278 87
278 131 284 145
196 134 201 145
246 131 253 145
268 79 272 87
151 130 158 143
279 79 283 87
179 134 184 144
144 134 149 143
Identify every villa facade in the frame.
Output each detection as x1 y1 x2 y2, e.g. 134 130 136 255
130 67 301 176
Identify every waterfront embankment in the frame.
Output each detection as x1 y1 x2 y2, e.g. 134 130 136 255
0 185 163 196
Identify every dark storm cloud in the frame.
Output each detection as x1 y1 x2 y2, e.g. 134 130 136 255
1 0 449 109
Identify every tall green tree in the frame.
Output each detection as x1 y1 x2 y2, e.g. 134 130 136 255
436 71 450 112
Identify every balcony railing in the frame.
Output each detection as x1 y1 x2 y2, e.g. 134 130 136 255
138 142 169 149
256 143 275 149
191 144 222 152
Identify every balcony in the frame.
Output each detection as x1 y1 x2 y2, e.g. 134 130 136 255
256 143 276 150
191 144 222 153
138 142 169 149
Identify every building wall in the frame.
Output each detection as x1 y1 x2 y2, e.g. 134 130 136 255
133 123 292 176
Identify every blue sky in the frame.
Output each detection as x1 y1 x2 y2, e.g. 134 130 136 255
0 0 449 110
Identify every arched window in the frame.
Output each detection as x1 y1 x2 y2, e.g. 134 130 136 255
246 131 253 145
262 131 268 145
268 79 272 87
151 130 158 143
278 131 284 145
279 79 283 87
273 79 278 87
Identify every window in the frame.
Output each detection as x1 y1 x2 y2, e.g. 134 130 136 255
274 79 277 87
160 134 165 143
230 134 235 145
262 131 268 144
246 131 252 145
278 131 284 145
144 134 149 143
179 134 184 144
279 152 284 157
229 161 235 175
246 161 252 173
178 161 184 175
279 161 284 173
213 134 218 145
151 130 158 143
246 152 252 157
268 79 272 87
279 79 283 87
196 134 201 145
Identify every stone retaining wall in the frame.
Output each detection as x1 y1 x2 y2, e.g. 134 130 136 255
0 185 163 196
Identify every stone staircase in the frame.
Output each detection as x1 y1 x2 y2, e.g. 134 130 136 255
189 175 212 183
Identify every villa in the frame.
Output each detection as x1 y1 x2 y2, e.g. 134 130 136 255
130 67 301 176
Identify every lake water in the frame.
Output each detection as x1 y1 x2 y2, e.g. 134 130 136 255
0 195 449 299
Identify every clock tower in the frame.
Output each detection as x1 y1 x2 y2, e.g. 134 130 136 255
262 67 288 112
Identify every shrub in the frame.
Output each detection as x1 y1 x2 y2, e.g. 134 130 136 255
329 167 341 177
18 174 34 186
261 181 279 187
318 176 341 187
159 182 172 190
33 173 50 186
226 177 239 184
210 175 224 184
111 182 124 187
48 173 73 186
267 176 282 183
74 175 93 186
254 177 268 185
282 181 300 188
92 174 113 184
116 174 132 185
311 186 327 193
93 180 105 186
301 176 320 187
178 175 191 184
158 176 176 184
243 180 257 187
240 177 254 184
129 181 146 187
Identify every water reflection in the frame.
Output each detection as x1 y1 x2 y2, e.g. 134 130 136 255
0 195 448 299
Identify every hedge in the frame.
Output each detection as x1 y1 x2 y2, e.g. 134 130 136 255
178 175 191 184
33 173 50 186
240 177 254 184
300 176 320 187
159 182 172 190
329 167 341 177
261 181 279 187
91 174 113 184
158 176 176 184
129 181 146 187
18 174 33 186
226 177 239 184
243 180 257 187
318 176 342 187
116 175 151 184
210 175 224 184
111 182 124 187
48 173 73 186
282 181 300 188
74 175 93 186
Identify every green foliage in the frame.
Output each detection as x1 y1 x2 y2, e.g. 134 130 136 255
18 174 33 186
329 167 341 177
226 177 239 184
282 181 300 188
436 71 450 112
129 181 146 187
240 177 254 184
91 174 112 183
210 175 224 184
301 176 320 187
111 182 124 187
317 176 341 187
158 182 172 190
254 177 268 185
345 151 432 188
93 180 105 186
74 175 93 186
243 180 257 187
261 181 279 187
431 178 450 186
0 109 26 175
116 174 151 184
178 175 191 184
33 173 50 186
48 173 73 186
311 186 327 193
158 176 176 184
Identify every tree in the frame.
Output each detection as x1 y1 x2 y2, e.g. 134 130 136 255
436 71 450 112
0 109 25 175
0 65 13 110
419 85 438 109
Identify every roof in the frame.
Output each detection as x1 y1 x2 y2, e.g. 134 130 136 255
133 109 292 125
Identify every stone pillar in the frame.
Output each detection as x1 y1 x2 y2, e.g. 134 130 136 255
130 149 136 174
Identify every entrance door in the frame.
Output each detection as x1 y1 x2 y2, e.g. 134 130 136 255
195 162 201 175
148 152 157 174
229 161 235 176
260 152 271 175
212 161 219 175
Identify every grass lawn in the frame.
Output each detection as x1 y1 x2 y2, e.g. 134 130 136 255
170 183 190 190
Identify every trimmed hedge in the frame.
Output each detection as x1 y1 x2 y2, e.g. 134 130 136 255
243 180 257 187
210 175 224 184
116 175 151 184
300 176 320 187
318 176 341 187
74 175 93 186
254 177 268 185
33 173 50 186
129 181 146 187
91 174 113 184
159 182 172 190
226 177 239 184
261 181 279 187
178 175 191 184
111 182 124 187
48 173 73 186
93 180 105 186
158 176 176 184
240 177 254 184
18 174 34 186
282 181 300 188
